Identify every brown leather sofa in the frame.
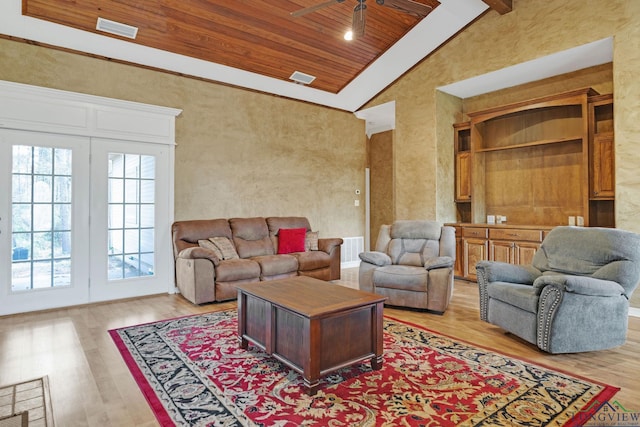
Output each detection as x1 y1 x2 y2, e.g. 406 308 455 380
171 216 343 304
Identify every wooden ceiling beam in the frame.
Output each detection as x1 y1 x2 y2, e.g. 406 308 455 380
482 0 512 15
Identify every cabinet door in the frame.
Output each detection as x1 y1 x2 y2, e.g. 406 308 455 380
456 152 471 201
592 133 614 198
514 242 540 266
490 240 514 263
463 238 487 281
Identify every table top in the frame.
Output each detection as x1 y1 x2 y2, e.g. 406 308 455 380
236 276 386 318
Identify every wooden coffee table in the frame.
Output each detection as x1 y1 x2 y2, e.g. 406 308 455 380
236 276 386 395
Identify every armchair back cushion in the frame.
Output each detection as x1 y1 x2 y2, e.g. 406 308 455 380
532 226 640 296
387 220 443 266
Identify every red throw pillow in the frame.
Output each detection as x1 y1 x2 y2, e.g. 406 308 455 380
278 228 307 254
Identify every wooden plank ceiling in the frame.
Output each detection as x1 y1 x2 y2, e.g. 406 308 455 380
22 0 510 94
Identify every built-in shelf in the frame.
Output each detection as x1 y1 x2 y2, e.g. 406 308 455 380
453 87 614 227
475 136 583 153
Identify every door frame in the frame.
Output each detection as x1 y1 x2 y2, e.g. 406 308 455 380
0 80 181 315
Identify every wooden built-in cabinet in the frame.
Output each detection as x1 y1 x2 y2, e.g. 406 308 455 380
461 226 487 281
450 224 552 281
450 88 615 281
454 123 471 202
589 94 615 227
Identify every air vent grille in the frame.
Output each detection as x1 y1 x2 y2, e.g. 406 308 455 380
289 71 316 85
96 17 139 39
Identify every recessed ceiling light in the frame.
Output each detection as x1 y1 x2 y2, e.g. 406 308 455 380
96 17 138 39
344 30 353 41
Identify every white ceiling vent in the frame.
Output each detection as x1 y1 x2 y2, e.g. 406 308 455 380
289 71 316 85
96 17 139 39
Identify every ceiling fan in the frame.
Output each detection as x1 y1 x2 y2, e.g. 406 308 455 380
291 0 433 38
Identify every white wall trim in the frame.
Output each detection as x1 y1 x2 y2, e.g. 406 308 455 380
0 80 181 144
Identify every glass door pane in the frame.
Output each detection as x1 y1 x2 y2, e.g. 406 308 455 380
11 145 73 291
107 153 156 280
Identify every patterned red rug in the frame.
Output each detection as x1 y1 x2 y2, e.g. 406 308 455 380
109 310 617 426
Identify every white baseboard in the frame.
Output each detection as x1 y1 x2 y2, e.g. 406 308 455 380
629 307 640 318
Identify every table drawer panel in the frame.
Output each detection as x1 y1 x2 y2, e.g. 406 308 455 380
462 227 488 238
489 228 543 242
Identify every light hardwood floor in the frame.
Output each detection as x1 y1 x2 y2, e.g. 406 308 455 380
1 268 638 426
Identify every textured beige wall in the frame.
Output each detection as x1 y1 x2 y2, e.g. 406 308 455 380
367 0 640 233
1 0 638 239
0 38 367 238
368 130 394 247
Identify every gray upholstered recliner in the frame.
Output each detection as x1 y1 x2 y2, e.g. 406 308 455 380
358 220 456 313
477 226 640 354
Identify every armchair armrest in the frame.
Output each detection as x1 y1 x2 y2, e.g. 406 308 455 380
476 261 541 322
424 256 453 270
476 261 541 285
533 274 626 297
318 237 343 254
359 251 392 267
177 247 220 266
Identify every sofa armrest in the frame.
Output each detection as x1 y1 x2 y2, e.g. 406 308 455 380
359 251 391 266
318 237 343 254
177 247 220 266
533 275 626 297
424 256 453 270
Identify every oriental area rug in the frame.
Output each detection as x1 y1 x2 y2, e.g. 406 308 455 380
109 310 618 427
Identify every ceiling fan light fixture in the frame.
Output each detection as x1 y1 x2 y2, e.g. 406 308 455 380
96 17 139 39
289 71 316 85
352 1 367 38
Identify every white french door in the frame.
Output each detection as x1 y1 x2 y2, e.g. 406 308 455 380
0 131 173 315
0 130 90 314
89 139 172 302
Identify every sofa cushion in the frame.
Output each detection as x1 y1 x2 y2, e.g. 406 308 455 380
373 265 427 292
172 218 232 256
278 228 306 254
294 251 330 271
251 254 298 278
487 282 539 314
215 258 260 282
266 217 311 235
230 217 275 258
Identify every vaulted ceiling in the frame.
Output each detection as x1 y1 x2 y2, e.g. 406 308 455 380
1 0 512 110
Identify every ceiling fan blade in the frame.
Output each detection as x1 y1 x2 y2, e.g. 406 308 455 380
375 0 432 18
352 1 367 38
291 0 345 17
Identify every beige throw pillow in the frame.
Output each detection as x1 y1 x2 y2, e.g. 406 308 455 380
209 237 240 260
198 239 223 259
305 231 319 251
